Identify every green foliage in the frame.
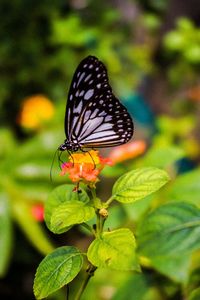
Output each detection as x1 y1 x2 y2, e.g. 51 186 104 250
45 184 91 233
1 2 200 299
138 202 200 255
163 17 200 85
112 273 163 300
34 246 83 299
87 228 140 271
34 167 169 299
189 288 200 300
51 200 95 233
0 192 12 277
164 18 200 64
167 169 200 205
112 167 169 203
0 1 153 122
141 146 185 168
0 125 67 276
137 202 200 282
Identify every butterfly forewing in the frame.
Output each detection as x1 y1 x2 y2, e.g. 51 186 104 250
64 56 133 149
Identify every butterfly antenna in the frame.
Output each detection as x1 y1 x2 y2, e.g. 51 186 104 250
50 149 59 182
58 150 65 169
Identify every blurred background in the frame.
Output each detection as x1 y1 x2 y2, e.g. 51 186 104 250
0 0 200 299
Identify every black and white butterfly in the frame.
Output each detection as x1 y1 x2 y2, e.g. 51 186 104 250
59 56 134 153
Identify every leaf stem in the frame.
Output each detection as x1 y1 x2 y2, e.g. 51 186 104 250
74 264 97 300
105 196 114 207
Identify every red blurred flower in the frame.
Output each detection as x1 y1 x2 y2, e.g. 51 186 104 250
108 140 147 164
31 203 44 222
60 150 112 186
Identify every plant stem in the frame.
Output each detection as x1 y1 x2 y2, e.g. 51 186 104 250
74 186 104 299
105 196 114 207
90 187 97 203
74 264 97 300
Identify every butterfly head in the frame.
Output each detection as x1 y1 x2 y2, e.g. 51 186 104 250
58 139 80 152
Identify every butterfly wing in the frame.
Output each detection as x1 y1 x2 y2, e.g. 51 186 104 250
65 56 133 148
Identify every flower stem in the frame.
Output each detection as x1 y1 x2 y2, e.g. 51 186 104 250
74 264 97 300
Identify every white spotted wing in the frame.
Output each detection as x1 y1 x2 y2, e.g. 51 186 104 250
65 56 133 148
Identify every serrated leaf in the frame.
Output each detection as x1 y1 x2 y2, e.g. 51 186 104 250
50 200 95 233
112 167 170 203
45 184 90 233
87 228 140 271
34 246 83 299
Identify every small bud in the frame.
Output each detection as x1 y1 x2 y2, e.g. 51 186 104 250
99 208 108 218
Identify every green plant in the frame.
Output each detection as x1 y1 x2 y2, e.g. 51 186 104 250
33 150 170 299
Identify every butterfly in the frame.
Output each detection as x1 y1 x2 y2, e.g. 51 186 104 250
59 56 134 153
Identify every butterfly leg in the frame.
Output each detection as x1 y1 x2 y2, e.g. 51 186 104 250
50 149 59 181
81 148 96 170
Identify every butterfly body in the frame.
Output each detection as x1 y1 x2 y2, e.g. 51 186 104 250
59 56 133 152
59 139 80 152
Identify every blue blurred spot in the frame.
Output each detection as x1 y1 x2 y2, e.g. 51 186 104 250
122 93 156 131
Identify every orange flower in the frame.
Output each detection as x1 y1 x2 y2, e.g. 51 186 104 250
17 94 54 129
108 140 147 164
60 150 112 186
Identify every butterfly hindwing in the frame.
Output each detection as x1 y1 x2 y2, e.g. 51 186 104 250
65 56 133 148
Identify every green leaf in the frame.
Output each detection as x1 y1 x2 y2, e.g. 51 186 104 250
0 193 12 277
189 288 200 300
138 202 200 256
148 253 191 283
12 200 54 255
122 195 154 222
112 273 162 300
167 169 200 205
45 184 90 233
137 202 200 282
50 201 95 233
142 146 184 168
34 246 83 299
87 228 140 271
112 167 170 203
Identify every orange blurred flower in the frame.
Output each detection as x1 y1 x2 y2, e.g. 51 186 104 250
60 150 112 187
108 140 147 164
17 94 54 129
187 85 200 102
